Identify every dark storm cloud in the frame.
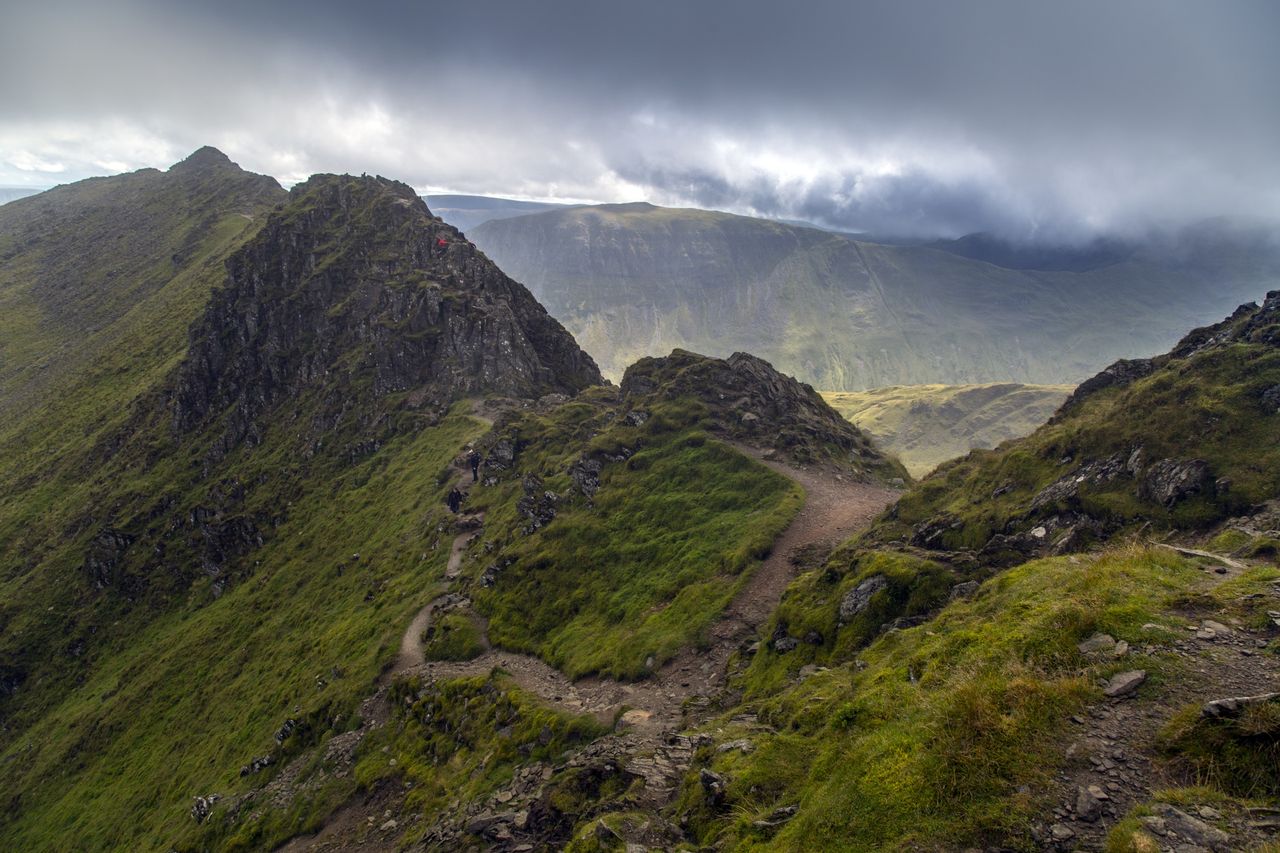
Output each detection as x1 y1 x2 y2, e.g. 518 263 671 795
2 0 1277 240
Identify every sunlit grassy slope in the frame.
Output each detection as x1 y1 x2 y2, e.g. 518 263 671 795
822 383 1073 476
675 547 1274 851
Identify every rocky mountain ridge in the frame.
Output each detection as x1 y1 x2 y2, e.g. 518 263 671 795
172 172 600 460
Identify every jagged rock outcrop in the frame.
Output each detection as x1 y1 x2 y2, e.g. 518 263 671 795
619 349 907 481
172 174 601 456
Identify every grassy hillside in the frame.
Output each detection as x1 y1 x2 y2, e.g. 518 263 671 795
471 203 1280 388
671 546 1279 851
648 296 1280 852
823 383 1073 476
0 155 609 850
0 156 909 851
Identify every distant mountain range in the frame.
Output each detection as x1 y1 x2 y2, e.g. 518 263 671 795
424 193 577 232
0 186 46 205
469 202 1280 388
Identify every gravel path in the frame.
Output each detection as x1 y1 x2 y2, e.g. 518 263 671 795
393 443 900 730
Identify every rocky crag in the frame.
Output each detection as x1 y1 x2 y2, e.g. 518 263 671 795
173 173 601 460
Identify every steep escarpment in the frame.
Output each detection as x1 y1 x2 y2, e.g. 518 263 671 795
472 203 1280 387
173 174 601 457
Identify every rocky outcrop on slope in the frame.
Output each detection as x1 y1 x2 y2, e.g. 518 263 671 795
172 174 601 457
874 292 1280 562
1062 291 1280 413
620 349 908 482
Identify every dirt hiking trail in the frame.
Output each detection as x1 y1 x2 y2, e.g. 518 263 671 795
393 444 898 731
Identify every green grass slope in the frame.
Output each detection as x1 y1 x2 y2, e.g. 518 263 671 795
0 155 606 851
675 547 1270 851
447 350 904 679
823 383 1073 477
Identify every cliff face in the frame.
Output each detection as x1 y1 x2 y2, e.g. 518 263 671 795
173 174 602 453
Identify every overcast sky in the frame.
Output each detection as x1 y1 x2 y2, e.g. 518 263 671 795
2 0 1277 240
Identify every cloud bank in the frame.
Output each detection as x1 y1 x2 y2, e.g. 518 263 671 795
2 0 1277 240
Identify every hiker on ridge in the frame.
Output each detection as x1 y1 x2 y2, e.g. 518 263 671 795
446 487 463 514
467 447 482 483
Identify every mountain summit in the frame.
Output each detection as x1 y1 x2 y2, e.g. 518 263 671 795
172 173 601 456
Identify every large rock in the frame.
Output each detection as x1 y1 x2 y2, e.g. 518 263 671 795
1103 670 1146 697
1140 458 1215 506
619 349 904 481
839 575 888 622
1202 692 1280 718
1151 804 1231 850
1030 452 1128 511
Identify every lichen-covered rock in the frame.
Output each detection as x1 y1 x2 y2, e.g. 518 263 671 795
839 575 888 622
1030 452 1128 511
568 457 604 497
517 474 559 534
1140 458 1214 506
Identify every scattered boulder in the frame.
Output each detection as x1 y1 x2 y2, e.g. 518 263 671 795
1077 633 1116 655
485 438 517 472
772 636 799 653
1103 670 1146 698
239 754 274 776
839 575 888 622
752 804 799 830
948 580 980 600
1074 785 1105 822
568 456 603 497
190 794 221 823
1030 453 1128 511
1150 804 1231 851
911 516 961 548
716 739 754 754
273 718 298 744
516 474 558 533
699 768 727 805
